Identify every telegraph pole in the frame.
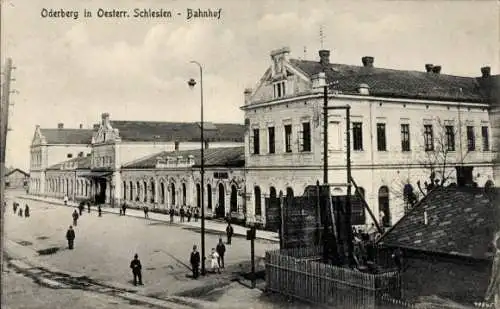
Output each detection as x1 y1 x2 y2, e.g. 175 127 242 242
1 57 14 308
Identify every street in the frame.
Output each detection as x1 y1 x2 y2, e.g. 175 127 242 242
3 190 280 308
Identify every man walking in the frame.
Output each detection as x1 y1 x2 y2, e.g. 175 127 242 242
180 207 185 222
216 238 226 269
194 208 199 222
169 208 174 223
87 202 91 213
122 203 127 216
130 254 143 286
226 222 234 245
143 206 149 219
24 204 30 218
66 226 75 250
72 209 79 226
78 203 84 216
190 245 201 279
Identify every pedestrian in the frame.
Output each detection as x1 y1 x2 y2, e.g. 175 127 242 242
98 205 102 217
194 208 199 222
190 245 200 279
64 195 68 206
180 207 185 222
66 226 75 249
210 248 220 274
187 208 192 222
143 206 149 219
72 209 79 226
87 202 91 213
130 254 143 286
169 208 174 223
78 203 84 216
226 222 234 245
18 208 23 217
216 238 226 269
122 203 127 216
24 204 30 218
13 202 18 214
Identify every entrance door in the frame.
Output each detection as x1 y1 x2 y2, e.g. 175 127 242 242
97 179 107 204
217 183 225 218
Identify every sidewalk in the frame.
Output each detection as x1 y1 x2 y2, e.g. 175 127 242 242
16 194 280 243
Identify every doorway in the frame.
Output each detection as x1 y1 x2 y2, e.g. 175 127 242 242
96 178 107 204
217 183 225 218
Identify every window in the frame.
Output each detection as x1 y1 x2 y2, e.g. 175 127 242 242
376 123 387 151
254 186 262 216
482 126 490 151
445 125 455 151
284 124 292 153
352 122 363 151
467 126 475 151
401 124 410 152
252 129 260 154
424 125 434 151
273 81 286 98
207 184 212 209
268 127 275 154
174 141 179 151
301 122 311 152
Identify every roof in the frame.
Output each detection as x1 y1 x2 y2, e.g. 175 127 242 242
46 155 91 170
5 168 29 177
289 59 493 103
378 186 499 260
109 121 245 143
122 147 245 169
40 128 94 145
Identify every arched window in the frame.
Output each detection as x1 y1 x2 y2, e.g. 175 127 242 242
207 184 212 209
129 181 133 201
143 181 148 202
230 185 238 212
150 180 155 203
123 181 127 200
269 186 277 199
378 186 391 227
286 187 294 198
160 182 165 204
196 184 201 208
136 181 141 202
182 183 187 205
171 183 176 206
254 186 262 216
353 187 366 225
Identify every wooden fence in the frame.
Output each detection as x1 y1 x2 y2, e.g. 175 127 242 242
266 246 401 309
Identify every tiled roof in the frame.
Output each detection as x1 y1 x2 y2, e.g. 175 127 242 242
110 121 244 143
290 59 493 103
47 156 91 170
378 186 499 260
40 129 94 145
122 147 245 169
5 168 29 177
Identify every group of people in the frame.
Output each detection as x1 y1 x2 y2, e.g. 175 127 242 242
67 202 103 249
190 236 231 279
178 206 200 223
12 201 30 218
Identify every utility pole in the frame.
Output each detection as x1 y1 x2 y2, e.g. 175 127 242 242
1 57 14 308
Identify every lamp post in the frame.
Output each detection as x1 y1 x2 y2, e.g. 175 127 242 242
188 61 206 275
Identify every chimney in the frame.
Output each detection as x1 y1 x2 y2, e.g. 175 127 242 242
244 88 253 105
101 113 110 126
432 66 442 74
425 64 434 72
361 56 374 68
357 83 370 95
481 66 491 78
318 50 330 67
57 123 64 129
79 124 83 129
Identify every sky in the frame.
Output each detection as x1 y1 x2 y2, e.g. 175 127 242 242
1 0 498 171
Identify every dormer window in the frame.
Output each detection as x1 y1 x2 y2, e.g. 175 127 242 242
274 81 286 99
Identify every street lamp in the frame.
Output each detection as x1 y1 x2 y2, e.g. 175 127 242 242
188 61 206 276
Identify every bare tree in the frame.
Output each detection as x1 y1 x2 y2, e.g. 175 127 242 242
416 117 471 198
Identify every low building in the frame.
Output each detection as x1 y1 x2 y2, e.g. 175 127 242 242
377 186 499 305
45 154 93 202
120 147 246 220
5 168 29 189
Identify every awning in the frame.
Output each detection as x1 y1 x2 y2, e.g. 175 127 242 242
78 171 112 179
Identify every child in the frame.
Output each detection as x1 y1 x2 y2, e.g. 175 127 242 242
210 248 220 274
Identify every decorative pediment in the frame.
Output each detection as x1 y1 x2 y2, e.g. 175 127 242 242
31 126 46 146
